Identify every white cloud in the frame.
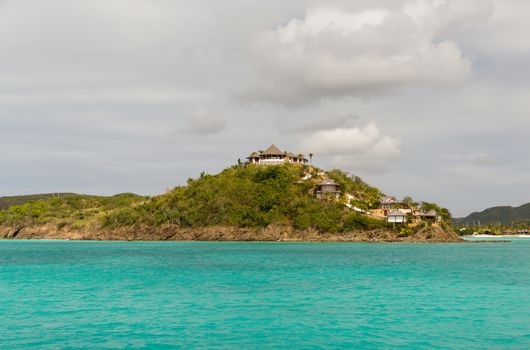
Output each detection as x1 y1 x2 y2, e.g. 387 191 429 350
404 0 494 34
245 1 482 105
175 109 227 136
281 113 359 133
451 0 530 56
299 123 401 172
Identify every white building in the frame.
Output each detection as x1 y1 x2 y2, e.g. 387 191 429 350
247 145 308 165
387 209 407 224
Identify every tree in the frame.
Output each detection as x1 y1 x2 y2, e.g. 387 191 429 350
402 196 418 208
421 201 452 222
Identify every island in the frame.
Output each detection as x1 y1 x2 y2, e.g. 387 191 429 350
0 145 460 242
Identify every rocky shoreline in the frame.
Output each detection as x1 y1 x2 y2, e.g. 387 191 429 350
0 224 462 242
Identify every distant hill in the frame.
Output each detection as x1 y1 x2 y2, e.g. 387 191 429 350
0 193 79 209
0 193 142 210
454 203 530 226
0 192 145 230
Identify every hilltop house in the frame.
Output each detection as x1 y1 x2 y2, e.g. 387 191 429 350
380 196 401 210
415 210 440 222
247 145 308 165
315 180 341 199
387 209 407 224
376 196 403 217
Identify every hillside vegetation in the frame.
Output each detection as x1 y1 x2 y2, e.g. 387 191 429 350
0 193 145 230
0 193 79 210
0 164 460 242
0 165 386 233
103 165 386 233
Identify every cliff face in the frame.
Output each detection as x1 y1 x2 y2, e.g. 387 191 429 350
0 224 462 242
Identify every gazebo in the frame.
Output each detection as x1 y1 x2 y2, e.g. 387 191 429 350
315 180 341 199
246 145 308 165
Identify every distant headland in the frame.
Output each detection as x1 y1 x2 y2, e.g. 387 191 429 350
0 145 460 242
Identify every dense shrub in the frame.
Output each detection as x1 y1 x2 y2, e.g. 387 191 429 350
0 194 145 229
0 164 394 233
342 213 387 231
102 165 387 232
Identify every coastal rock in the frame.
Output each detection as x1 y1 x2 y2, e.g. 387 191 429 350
0 224 461 242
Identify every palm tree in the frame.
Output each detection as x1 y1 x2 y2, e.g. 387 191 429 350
309 153 313 164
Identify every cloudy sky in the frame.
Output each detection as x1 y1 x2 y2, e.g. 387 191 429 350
1 0 530 216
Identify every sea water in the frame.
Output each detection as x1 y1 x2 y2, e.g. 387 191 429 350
1 240 530 349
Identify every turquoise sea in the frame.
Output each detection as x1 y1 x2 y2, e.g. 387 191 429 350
1 240 530 349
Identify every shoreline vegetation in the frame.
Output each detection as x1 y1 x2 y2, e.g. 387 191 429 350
0 164 461 242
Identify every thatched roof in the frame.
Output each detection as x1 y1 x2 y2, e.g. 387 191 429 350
424 210 438 217
262 144 284 156
380 196 397 204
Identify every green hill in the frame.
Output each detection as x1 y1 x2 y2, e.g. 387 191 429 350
0 193 146 230
102 165 387 233
454 203 530 226
0 193 80 209
0 165 386 233
0 164 457 242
